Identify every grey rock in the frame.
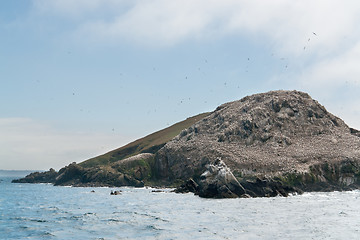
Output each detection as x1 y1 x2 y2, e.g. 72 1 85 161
110 190 122 195
174 178 199 193
196 158 246 198
156 90 360 196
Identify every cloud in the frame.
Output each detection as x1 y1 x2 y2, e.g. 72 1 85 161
299 41 360 88
31 0 360 53
29 0 360 99
290 39 360 130
32 0 128 18
21 1 360 147
331 99 360 129
0 118 129 170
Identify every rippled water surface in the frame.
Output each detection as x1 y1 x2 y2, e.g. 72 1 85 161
1 174 360 239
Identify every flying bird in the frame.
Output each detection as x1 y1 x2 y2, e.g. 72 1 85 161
312 32 317 36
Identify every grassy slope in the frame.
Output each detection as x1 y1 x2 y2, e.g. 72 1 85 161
79 112 210 168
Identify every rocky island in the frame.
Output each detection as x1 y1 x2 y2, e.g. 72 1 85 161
13 90 360 198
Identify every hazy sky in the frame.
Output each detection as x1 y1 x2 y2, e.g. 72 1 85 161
1 0 360 170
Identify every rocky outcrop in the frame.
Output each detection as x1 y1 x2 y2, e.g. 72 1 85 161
175 158 302 198
13 90 360 198
12 168 58 183
110 190 122 195
54 163 144 187
196 158 246 198
157 90 360 197
13 153 155 187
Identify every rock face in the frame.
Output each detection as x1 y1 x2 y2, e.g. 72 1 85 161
175 158 302 198
157 90 360 197
196 158 246 198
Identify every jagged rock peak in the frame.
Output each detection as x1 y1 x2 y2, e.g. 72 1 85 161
155 90 359 181
175 90 348 146
197 158 246 198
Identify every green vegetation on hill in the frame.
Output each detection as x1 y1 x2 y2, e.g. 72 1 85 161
79 112 210 168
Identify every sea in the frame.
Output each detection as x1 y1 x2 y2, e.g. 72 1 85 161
1 171 360 240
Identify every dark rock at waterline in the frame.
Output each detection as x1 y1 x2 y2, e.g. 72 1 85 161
151 189 165 193
174 159 302 198
196 158 246 198
11 168 57 183
173 178 199 194
12 153 154 188
241 177 303 197
110 190 122 195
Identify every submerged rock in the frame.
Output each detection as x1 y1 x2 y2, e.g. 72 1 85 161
110 190 122 195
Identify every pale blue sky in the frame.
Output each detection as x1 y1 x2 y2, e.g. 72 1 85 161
1 0 360 170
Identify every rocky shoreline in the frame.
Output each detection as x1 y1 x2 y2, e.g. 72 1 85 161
13 155 360 198
13 90 360 198
174 158 360 198
13 153 154 188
